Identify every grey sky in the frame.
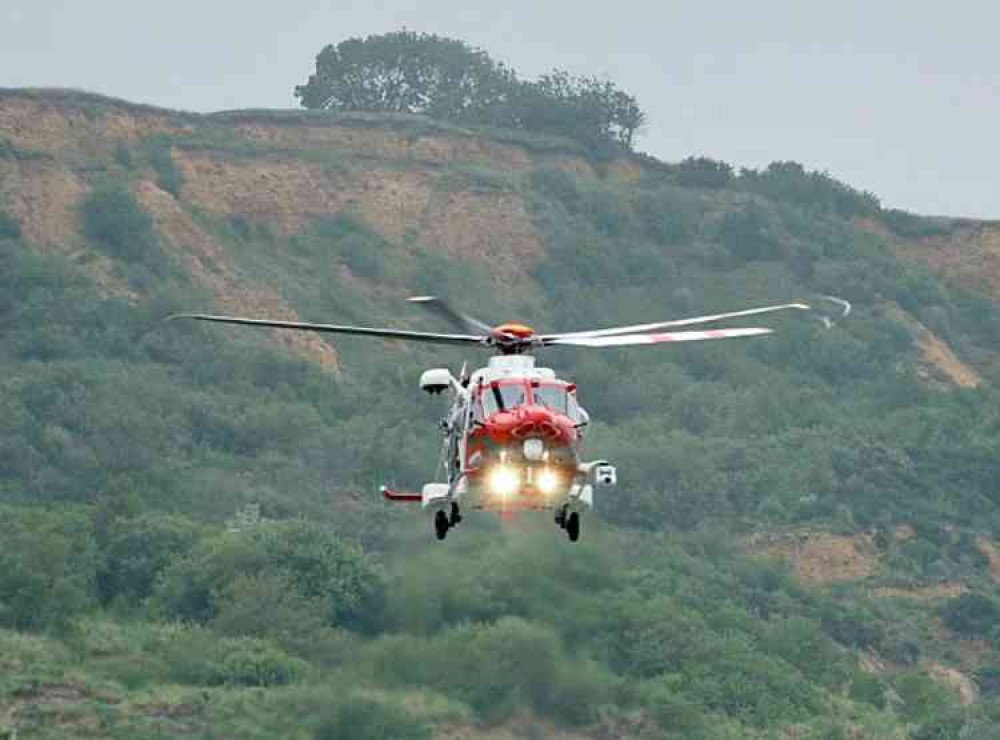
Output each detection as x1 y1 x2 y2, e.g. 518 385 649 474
3 1 998 218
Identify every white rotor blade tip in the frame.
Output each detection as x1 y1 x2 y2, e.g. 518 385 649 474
820 296 852 318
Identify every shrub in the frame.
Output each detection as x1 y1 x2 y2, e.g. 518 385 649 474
581 184 636 237
634 187 700 245
894 671 957 725
152 520 383 630
80 183 159 263
301 213 386 279
211 571 328 642
529 167 584 212
214 637 308 686
314 695 430 740
142 135 183 197
848 671 887 709
739 161 880 218
95 513 202 605
718 203 781 261
639 679 712 737
676 156 733 189
0 507 97 632
153 625 306 686
942 593 1000 637
883 209 952 238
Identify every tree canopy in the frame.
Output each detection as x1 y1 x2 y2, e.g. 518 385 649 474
295 31 646 152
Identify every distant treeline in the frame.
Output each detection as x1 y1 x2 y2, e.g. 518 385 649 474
294 31 646 152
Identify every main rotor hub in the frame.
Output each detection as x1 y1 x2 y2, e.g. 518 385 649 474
492 322 535 340
489 322 537 354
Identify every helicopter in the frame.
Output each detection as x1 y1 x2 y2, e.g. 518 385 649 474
170 295 850 542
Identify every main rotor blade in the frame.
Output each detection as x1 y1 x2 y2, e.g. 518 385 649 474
550 327 773 347
167 313 487 346
407 296 493 334
541 300 846 341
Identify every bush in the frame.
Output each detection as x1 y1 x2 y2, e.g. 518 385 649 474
95 513 202 605
152 520 383 630
529 167 584 212
215 637 308 686
639 679 712 737
894 671 957 725
80 183 160 263
142 135 183 197
676 157 733 189
634 187 700 245
211 571 328 643
883 209 952 239
158 627 307 686
739 161 880 218
298 213 387 279
942 593 1000 637
368 617 615 726
314 696 430 740
718 203 781 261
0 507 97 632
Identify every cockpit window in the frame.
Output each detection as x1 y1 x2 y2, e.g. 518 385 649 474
498 383 526 409
533 385 568 413
480 389 498 417
567 392 580 422
478 382 527 417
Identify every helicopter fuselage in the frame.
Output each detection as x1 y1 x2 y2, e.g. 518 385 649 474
406 355 614 530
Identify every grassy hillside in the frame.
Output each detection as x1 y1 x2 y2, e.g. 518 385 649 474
2 89 1000 738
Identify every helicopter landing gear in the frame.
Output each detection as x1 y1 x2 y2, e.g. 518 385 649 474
566 512 580 542
555 505 580 542
435 503 462 541
435 510 450 540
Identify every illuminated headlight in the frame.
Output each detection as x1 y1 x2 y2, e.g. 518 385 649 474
523 438 545 461
537 468 560 495
489 466 520 497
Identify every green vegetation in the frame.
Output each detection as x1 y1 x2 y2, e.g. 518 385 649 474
295 30 646 152
80 183 158 262
140 134 184 197
3 91 1000 737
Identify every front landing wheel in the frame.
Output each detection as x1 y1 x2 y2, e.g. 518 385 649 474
434 510 449 541
566 512 580 542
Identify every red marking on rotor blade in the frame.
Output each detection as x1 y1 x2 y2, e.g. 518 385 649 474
650 333 677 342
705 330 727 338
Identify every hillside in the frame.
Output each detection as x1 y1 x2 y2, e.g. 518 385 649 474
3 88 1000 738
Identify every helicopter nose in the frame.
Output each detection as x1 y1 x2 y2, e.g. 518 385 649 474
509 406 565 440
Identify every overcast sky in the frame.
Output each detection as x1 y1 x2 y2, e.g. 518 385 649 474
2 1 998 218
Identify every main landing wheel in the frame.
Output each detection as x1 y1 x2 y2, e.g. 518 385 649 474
566 512 580 542
434 510 449 541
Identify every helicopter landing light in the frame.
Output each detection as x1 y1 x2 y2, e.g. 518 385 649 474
489 465 520 497
537 469 561 496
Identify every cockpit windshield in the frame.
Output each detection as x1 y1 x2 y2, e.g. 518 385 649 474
532 385 568 413
480 382 528 416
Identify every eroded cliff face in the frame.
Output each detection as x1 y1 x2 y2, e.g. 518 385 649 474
1 89 996 379
0 91 607 369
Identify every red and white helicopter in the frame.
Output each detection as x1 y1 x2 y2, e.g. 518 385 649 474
171 295 849 542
